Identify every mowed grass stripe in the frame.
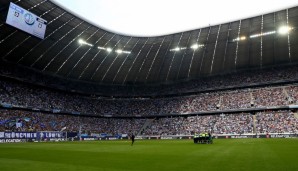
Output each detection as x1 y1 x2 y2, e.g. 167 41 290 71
0 139 297 171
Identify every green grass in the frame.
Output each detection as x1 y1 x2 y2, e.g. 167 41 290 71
0 139 297 171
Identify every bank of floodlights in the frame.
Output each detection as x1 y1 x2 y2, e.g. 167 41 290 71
78 39 131 54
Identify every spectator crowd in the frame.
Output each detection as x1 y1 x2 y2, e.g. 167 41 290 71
0 64 298 136
1 110 297 135
1 79 298 116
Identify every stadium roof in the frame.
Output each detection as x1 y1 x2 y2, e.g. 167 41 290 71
51 0 298 37
0 0 298 86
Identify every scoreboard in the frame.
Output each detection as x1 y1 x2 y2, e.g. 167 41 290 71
6 2 47 39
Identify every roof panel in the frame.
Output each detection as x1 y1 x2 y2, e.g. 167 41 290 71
0 0 297 88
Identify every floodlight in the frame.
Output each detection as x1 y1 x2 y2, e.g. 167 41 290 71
191 44 199 49
233 36 246 42
233 37 240 42
250 31 276 38
123 50 131 54
106 48 112 52
174 47 180 51
116 49 123 54
78 39 85 44
278 26 292 34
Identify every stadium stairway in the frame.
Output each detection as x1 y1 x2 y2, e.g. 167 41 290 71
218 96 223 110
283 87 292 104
137 118 155 136
249 90 254 107
253 115 257 133
294 113 298 119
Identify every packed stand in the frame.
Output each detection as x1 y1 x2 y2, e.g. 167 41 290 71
252 88 288 107
144 111 298 136
285 86 298 104
0 79 298 116
143 113 254 136
1 110 297 135
255 111 298 134
220 90 251 110
0 110 145 135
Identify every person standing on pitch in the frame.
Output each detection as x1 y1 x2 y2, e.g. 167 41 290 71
131 133 135 146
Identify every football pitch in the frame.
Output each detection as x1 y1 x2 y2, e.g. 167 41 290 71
0 139 297 171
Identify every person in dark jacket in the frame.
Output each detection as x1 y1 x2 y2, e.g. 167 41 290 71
131 133 135 146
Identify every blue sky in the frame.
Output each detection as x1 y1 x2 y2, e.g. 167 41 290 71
51 0 298 37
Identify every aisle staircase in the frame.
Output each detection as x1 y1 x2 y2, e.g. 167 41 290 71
252 115 257 133
249 89 254 107
218 96 223 110
294 113 298 119
283 87 293 104
137 118 155 136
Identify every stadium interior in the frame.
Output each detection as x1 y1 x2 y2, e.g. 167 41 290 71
0 0 298 141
